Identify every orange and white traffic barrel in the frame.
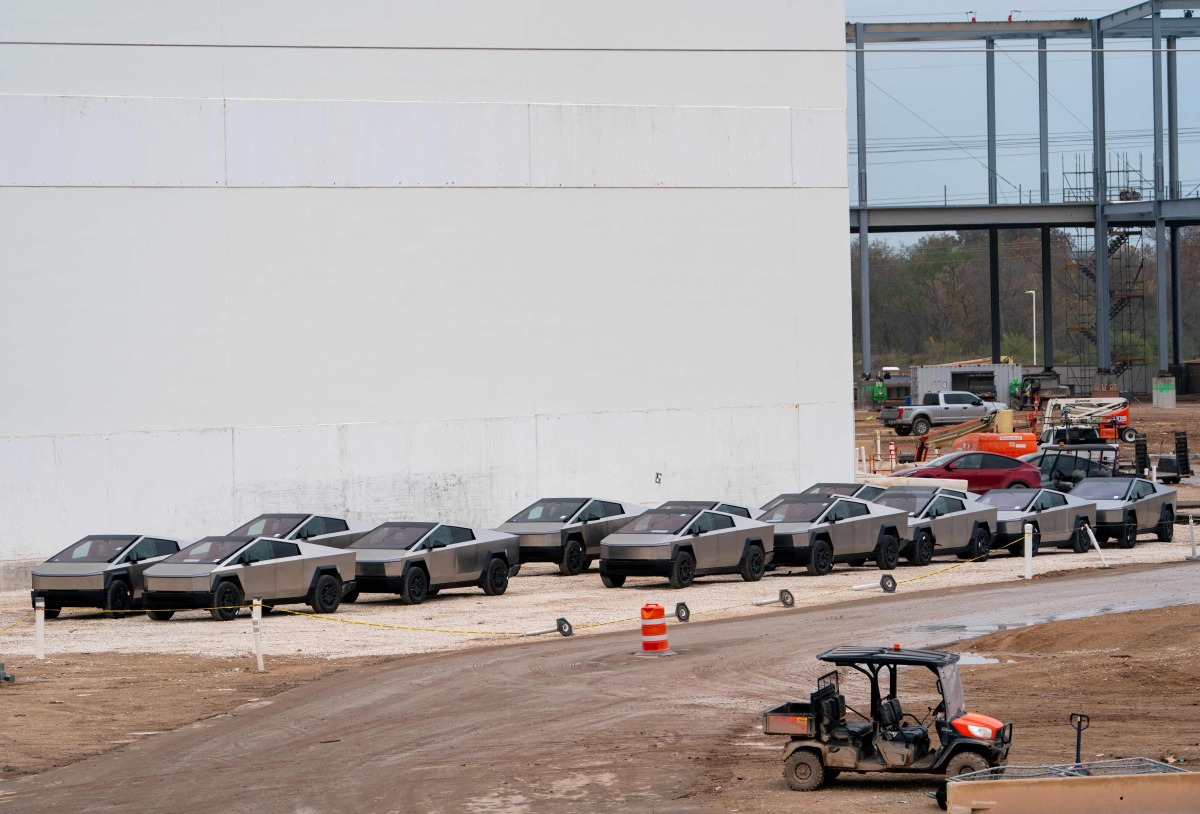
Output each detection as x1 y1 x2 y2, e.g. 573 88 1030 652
639 603 675 656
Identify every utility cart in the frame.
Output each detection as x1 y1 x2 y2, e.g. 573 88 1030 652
764 646 1012 791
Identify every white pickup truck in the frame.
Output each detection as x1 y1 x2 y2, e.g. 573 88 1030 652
881 391 1005 437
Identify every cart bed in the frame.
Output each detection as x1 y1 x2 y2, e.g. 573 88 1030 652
763 702 816 736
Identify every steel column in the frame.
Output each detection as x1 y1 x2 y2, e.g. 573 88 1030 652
1152 3 1169 372
1092 22 1111 371
987 39 1001 363
856 22 871 377
1168 37 1179 199
1165 35 1182 367
1038 35 1053 370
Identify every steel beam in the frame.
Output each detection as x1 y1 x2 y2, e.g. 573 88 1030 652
1042 227 1054 370
987 40 998 206
1168 37 1180 199
1153 4 1169 372
1098 0 1195 31
843 15 1199 43
1171 226 1183 366
990 228 1002 364
1039 35 1053 370
856 22 871 377
1092 21 1112 371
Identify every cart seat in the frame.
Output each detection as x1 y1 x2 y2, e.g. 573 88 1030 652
831 721 873 741
878 699 930 749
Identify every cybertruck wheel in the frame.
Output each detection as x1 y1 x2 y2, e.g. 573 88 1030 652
1072 520 1091 553
147 609 174 621
482 558 509 596
310 573 342 614
783 750 826 792
558 539 586 576
740 544 766 582
601 573 626 589
210 582 243 621
1117 513 1138 549
907 531 934 566
965 526 991 562
341 588 359 604
1007 525 1039 557
399 567 429 605
104 580 133 619
875 534 900 570
668 551 695 589
43 607 61 620
807 539 834 576
1157 509 1174 542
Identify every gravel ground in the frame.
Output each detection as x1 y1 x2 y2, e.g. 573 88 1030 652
3 530 1197 661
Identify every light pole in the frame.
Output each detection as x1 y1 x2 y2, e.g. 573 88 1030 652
1025 290 1037 368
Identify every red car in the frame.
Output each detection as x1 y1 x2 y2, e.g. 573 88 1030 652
892 451 1041 492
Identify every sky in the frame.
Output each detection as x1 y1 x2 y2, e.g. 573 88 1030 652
843 1 1200 212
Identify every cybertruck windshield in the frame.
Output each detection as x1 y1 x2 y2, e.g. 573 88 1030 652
614 509 697 535
349 523 436 550
1071 479 1134 501
980 491 1037 512
508 499 588 523
759 499 829 524
48 536 139 564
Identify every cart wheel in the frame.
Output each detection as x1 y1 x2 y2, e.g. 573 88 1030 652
783 750 826 792
945 751 989 778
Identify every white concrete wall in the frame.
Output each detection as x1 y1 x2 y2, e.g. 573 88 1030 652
0 0 851 559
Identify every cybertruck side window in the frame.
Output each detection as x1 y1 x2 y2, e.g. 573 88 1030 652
708 513 735 531
424 526 455 549
926 497 963 518
447 526 476 544
686 513 719 535
597 501 625 518
125 539 159 563
270 541 301 558
715 503 751 518
149 539 180 557
575 501 605 523
320 517 348 533
237 540 275 565
296 517 327 539
844 501 869 518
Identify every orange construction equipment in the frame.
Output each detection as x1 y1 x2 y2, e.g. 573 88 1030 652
1040 397 1138 443
639 603 674 656
951 432 1040 458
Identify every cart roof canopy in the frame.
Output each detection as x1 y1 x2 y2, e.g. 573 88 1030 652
818 646 960 667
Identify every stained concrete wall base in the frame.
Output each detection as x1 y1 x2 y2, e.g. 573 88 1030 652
0 560 40 593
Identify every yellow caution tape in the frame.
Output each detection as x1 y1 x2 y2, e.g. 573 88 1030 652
269 606 522 636
0 611 34 635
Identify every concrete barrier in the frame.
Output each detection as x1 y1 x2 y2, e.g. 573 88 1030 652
947 770 1200 813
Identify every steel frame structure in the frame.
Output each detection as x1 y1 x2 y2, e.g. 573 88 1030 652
848 1 1200 377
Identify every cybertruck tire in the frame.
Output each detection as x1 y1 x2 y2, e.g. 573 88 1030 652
601 573 626 589
310 573 342 614
482 557 509 596
558 539 586 576
399 567 429 605
104 579 133 619
875 534 900 570
740 544 766 582
210 582 243 621
668 551 696 589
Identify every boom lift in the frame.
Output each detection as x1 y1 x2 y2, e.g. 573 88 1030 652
1040 397 1138 444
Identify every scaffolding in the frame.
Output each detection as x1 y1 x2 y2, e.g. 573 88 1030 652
1060 153 1152 392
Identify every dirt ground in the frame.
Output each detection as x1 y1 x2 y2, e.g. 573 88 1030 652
701 602 1200 813
856 397 1200 502
0 653 383 776
2 569 1198 813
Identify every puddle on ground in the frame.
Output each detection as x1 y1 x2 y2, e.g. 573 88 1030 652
956 653 1014 665
906 597 1191 642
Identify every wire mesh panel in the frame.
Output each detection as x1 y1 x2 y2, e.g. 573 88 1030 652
950 757 1190 784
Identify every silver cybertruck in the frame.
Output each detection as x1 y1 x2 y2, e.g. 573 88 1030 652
599 501 773 589
347 522 520 605
31 535 180 618
496 498 645 576
759 495 907 575
1069 477 1176 547
143 535 356 620
873 486 998 565
979 488 1097 555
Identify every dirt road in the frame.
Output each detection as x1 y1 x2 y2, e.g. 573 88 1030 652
2 563 1197 814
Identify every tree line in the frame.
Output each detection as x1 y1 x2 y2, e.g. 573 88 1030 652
849 227 1200 370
